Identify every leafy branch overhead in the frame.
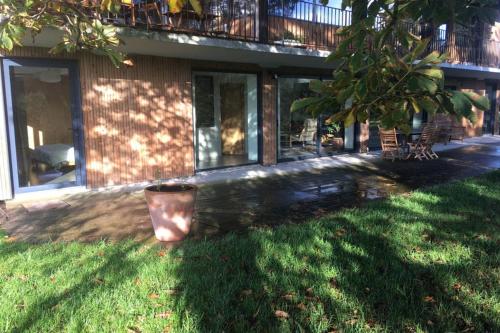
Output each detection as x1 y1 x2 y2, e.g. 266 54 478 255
291 0 495 131
0 0 201 66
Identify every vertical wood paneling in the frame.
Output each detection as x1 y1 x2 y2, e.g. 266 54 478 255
262 71 277 165
1 47 195 189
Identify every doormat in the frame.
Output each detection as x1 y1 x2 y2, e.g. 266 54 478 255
22 200 70 213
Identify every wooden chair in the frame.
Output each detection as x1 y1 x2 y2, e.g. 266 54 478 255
121 0 162 28
406 124 440 160
378 127 403 161
299 119 317 146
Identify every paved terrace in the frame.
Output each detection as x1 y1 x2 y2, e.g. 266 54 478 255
2 136 500 243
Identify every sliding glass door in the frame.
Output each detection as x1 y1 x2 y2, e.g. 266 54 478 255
278 77 351 160
193 72 258 170
3 59 84 193
483 84 497 135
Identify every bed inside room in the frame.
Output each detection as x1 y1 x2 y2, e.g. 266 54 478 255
10 66 77 188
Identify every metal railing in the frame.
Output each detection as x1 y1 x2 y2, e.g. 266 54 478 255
105 0 258 41
98 0 500 68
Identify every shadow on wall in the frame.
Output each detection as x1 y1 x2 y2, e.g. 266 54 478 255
81 54 194 188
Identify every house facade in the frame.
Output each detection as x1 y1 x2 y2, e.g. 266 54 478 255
0 1 499 199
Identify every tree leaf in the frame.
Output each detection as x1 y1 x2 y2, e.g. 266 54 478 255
416 68 444 80
188 0 202 15
309 79 323 94
463 92 490 111
290 97 322 112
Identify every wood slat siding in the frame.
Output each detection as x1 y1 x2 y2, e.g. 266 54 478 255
1 47 194 188
262 71 277 165
444 78 487 137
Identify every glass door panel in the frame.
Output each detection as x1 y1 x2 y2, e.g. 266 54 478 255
484 84 496 135
278 78 318 159
193 72 258 170
3 60 83 192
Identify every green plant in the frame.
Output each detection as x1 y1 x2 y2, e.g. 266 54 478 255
0 0 202 67
325 122 341 135
291 0 496 131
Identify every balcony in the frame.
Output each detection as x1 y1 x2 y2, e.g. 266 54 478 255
102 0 500 68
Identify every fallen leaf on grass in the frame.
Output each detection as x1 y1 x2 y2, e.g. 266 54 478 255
94 278 104 285
241 289 253 296
275 310 289 319
335 228 346 237
97 251 105 257
296 302 306 311
134 278 141 286
149 293 160 299
452 283 462 291
157 251 166 257
305 287 314 296
345 318 358 325
281 293 294 301
155 311 172 319
165 289 179 295
423 296 436 303
127 326 141 333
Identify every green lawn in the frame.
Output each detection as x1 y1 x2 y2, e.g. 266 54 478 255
1 172 499 333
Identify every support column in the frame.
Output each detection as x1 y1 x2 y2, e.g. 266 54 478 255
0 63 13 200
262 71 277 166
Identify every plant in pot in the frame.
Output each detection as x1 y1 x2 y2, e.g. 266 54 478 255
144 170 197 242
321 122 343 149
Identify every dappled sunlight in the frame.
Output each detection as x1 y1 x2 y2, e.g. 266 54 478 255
81 54 194 187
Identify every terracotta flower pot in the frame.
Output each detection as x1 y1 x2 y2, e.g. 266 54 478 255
144 184 197 242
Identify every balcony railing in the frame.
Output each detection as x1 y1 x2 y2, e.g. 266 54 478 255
100 0 500 68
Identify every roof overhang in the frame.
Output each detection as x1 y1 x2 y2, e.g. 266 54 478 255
20 27 336 69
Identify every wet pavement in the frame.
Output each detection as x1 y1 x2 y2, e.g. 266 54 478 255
2 140 500 243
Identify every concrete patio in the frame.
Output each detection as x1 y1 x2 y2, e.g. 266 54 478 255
2 136 500 243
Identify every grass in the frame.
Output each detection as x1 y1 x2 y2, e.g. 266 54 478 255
1 172 499 333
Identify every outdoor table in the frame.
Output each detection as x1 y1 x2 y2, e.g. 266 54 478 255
396 130 422 154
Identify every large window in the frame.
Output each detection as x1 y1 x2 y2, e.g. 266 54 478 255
278 77 350 160
3 59 84 192
193 72 258 170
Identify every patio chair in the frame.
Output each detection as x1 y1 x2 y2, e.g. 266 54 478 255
121 0 162 28
378 127 404 161
406 124 440 160
298 118 317 146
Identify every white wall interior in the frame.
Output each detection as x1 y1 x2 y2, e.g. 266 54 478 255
344 124 355 150
246 75 258 161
